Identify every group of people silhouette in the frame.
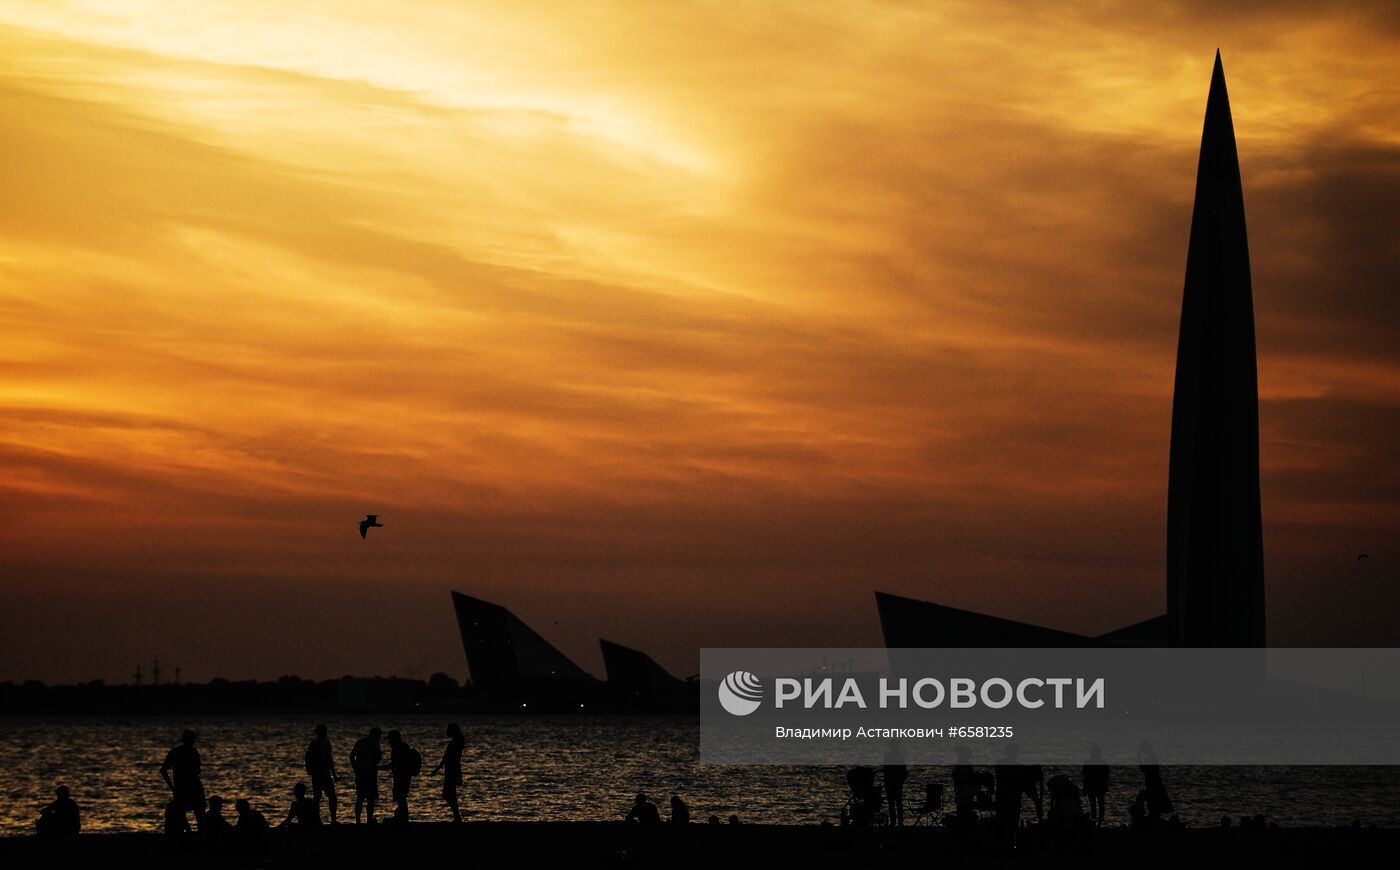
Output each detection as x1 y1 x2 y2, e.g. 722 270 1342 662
150 723 467 847
37 728 1180 845
625 793 689 825
625 793 745 827
844 741 1174 840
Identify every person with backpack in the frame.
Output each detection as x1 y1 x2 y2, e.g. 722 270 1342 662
383 730 422 824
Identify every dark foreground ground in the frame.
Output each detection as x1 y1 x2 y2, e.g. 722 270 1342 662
3 822 1398 867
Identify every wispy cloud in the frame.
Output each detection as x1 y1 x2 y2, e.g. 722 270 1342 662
0 2 1396 680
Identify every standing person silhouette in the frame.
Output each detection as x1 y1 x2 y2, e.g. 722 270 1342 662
1137 742 1174 820
1082 745 1109 826
951 746 977 823
305 724 339 824
349 727 383 824
384 729 422 824
160 730 206 832
883 741 909 826
430 723 466 824
1021 761 1045 822
993 744 1022 847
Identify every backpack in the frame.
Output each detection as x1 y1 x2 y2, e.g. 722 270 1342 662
404 746 422 777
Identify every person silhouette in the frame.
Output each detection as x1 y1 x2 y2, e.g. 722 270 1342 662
279 782 321 830
1082 745 1109 827
35 785 80 838
1128 790 1149 827
883 740 909 826
384 729 422 824
1045 775 1084 832
164 799 191 843
669 793 690 825
305 724 338 824
1137 741 1174 820
350 727 383 824
203 795 234 848
160 730 205 832
994 744 1022 845
1021 760 1044 822
625 792 661 824
234 798 270 849
430 723 466 823
951 746 977 823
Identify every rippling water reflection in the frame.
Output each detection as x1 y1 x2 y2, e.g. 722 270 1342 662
3 715 1397 835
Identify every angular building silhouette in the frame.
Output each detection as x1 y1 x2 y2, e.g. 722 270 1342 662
450 591 598 706
599 639 697 711
451 591 697 710
879 53 1263 649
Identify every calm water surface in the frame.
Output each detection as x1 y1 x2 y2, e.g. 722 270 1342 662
3 715 1397 835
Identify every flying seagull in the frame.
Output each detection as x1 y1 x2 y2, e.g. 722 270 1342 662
359 515 383 539
1358 553 1369 561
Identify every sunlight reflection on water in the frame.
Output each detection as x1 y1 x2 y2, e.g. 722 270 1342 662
3 715 1398 834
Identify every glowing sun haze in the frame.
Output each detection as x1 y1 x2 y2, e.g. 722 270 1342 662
2 1 1398 682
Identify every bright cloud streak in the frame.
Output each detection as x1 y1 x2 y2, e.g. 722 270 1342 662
1 1 1397 682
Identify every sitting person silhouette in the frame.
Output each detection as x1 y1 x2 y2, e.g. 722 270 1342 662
203 796 234 847
625 792 661 824
35 785 80 838
279 782 322 829
670 793 690 825
234 798 271 849
164 800 191 843
1128 790 1150 827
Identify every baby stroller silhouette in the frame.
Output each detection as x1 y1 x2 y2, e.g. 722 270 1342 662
840 766 886 826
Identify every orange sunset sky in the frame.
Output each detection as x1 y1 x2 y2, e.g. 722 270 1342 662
2 1 1398 683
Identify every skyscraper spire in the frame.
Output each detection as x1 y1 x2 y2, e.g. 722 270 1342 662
1166 52 1266 647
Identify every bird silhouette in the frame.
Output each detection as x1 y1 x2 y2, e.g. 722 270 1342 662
359 515 383 538
1357 553 1369 561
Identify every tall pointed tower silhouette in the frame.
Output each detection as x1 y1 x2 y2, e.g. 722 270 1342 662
1166 52 1266 647
874 53 1271 651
